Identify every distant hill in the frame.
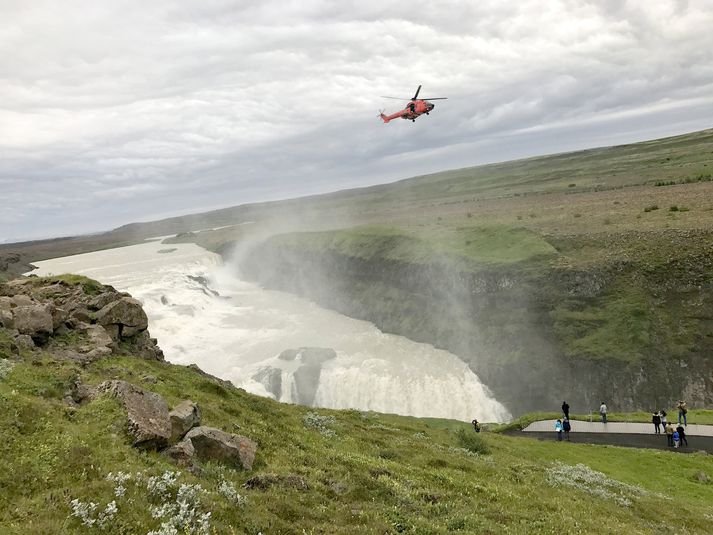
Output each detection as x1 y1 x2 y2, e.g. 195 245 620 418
2 127 712 263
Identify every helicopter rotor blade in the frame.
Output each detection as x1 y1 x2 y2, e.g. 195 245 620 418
412 85 422 100
420 97 448 100
380 96 410 100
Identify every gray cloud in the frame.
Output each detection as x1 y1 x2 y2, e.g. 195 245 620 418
2 0 713 242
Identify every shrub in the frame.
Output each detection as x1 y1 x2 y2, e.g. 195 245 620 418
573 213 582 218
669 205 679 212
643 205 659 212
455 428 490 455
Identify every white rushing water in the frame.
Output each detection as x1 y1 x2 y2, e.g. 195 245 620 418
32 241 510 422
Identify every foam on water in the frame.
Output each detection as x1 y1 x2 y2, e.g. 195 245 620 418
32 241 511 422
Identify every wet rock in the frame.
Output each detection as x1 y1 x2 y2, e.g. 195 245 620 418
252 367 282 400
96 297 148 338
169 400 201 442
183 426 257 470
293 348 337 406
95 380 171 450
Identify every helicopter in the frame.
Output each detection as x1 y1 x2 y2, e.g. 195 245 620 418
378 85 447 123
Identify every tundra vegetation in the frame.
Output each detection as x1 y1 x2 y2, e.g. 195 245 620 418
2 315 713 533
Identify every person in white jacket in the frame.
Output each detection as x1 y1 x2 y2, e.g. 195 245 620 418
599 402 608 423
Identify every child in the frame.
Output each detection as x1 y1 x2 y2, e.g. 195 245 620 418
672 429 680 449
555 419 564 441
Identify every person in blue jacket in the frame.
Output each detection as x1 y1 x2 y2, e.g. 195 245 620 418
672 429 681 448
555 419 564 441
562 417 571 441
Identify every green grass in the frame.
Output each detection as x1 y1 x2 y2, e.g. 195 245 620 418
270 224 557 269
1 349 713 533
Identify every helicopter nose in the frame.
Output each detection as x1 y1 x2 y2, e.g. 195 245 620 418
428 103 435 110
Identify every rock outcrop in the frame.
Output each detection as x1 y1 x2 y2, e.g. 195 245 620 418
0 276 163 361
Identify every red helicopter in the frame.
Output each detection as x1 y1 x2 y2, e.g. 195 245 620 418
379 85 447 123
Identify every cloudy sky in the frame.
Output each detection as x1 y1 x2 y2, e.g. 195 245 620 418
2 0 713 242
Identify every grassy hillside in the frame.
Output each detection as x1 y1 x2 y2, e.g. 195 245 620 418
3 346 713 534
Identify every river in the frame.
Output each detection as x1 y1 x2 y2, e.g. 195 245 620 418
31 240 510 422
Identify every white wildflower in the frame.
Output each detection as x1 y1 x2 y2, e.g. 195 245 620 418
147 471 180 499
218 481 247 506
547 462 647 507
70 499 97 527
303 411 337 437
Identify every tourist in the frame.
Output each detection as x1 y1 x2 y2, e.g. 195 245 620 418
676 423 688 447
555 419 564 441
471 419 481 433
665 422 674 447
660 409 668 429
672 428 680 448
599 401 608 424
652 412 661 434
677 400 688 426
562 401 570 420
563 417 571 441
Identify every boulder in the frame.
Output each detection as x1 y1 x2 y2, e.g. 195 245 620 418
169 400 201 442
64 378 96 406
183 426 257 470
82 324 114 350
68 308 92 326
48 304 68 330
132 330 164 360
0 297 12 313
95 380 171 450
0 309 13 329
164 439 196 467
96 297 148 338
14 334 35 351
87 291 121 311
10 295 34 307
12 304 54 343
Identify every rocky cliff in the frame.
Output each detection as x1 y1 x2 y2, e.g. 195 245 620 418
238 230 713 416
